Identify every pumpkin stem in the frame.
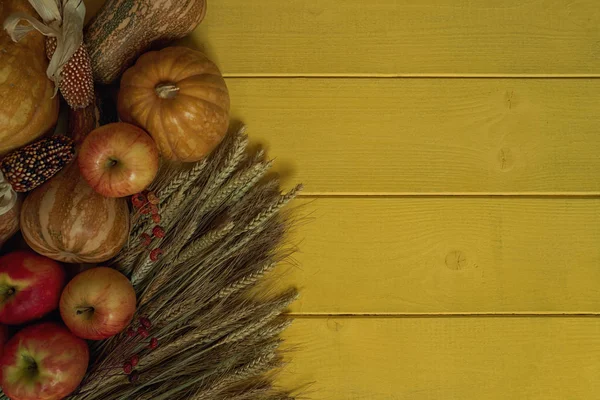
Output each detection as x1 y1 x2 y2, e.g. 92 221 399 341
155 83 180 99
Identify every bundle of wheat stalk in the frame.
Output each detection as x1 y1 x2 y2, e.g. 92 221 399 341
49 126 300 400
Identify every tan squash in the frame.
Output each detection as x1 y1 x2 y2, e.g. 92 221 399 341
0 0 59 155
118 47 230 162
85 0 207 84
20 163 130 263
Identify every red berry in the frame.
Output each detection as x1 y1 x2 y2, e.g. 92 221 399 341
140 233 152 246
123 362 133 374
150 248 163 262
147 192 159 205
152 214 162 223
149 204 159 215
140 204 151 215
126 328 136 338
149 337 159 349
129 370 140 383
152 226 165 238
138 327 149 339
130 354 139 367
131 193 146 209
140 317 152 329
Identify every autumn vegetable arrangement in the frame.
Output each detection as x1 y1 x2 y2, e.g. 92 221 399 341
0 1 300 399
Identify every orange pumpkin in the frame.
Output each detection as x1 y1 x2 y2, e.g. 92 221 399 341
20 163 130 264
0 0 59 156
118 47 230 162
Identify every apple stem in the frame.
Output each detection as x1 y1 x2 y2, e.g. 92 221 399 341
23 355 39 378
0 287 16 302
76 306 95 315
155 83 180 99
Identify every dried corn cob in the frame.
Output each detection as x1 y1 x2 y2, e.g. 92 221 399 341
46 37 94 109
0 136 76 192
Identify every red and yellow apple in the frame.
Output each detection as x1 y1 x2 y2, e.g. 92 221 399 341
0 251 65 325
60 267 136 340
78 122 159 198
0 322 88 400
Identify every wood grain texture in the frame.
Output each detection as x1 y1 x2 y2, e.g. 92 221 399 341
186 0 600 76
280 317 600 399
281 198 600 314
83 1 600 398
229 78 600 194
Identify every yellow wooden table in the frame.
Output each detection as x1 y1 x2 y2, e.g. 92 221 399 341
87 1 600 398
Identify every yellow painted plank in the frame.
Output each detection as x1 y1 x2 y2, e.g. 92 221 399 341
280 317 600 399
184 0 600 76
84 0 600 76
281 198 600 314
228 78 600 194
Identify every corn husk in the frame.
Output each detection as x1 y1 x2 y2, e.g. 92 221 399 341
3 0 85 92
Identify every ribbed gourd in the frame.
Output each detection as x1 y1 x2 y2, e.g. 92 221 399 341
85 0 207 84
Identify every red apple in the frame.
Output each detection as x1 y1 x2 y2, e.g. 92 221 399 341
0 322 88 400
60 267 136 340
78 122 159 198
0 251 65 325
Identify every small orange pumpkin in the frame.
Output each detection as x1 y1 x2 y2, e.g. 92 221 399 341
117 47 230 162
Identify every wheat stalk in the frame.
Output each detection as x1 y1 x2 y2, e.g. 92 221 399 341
254 319 294 342
73 127 301 400
214 260 277 301
227 160 274 206
196 133 248 203
192 353 282 400
244 185 303 233
174 157 209 197
130 255 154 287
203 160 272 214
177 221 235 264
226 387 273 400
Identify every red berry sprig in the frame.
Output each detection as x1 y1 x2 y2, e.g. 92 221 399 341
149 248 163 262
147 192 159 205
152 226 165 238
140 233 152 247
137 326 149 339
131 193 146 209
123 362 133 374
140 317 152 329
130 354 140 367
121 317 160 384
131 191 166 263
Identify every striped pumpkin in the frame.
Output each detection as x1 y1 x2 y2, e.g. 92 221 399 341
0 198 21 250
85 0 207 84
20 163 130 263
